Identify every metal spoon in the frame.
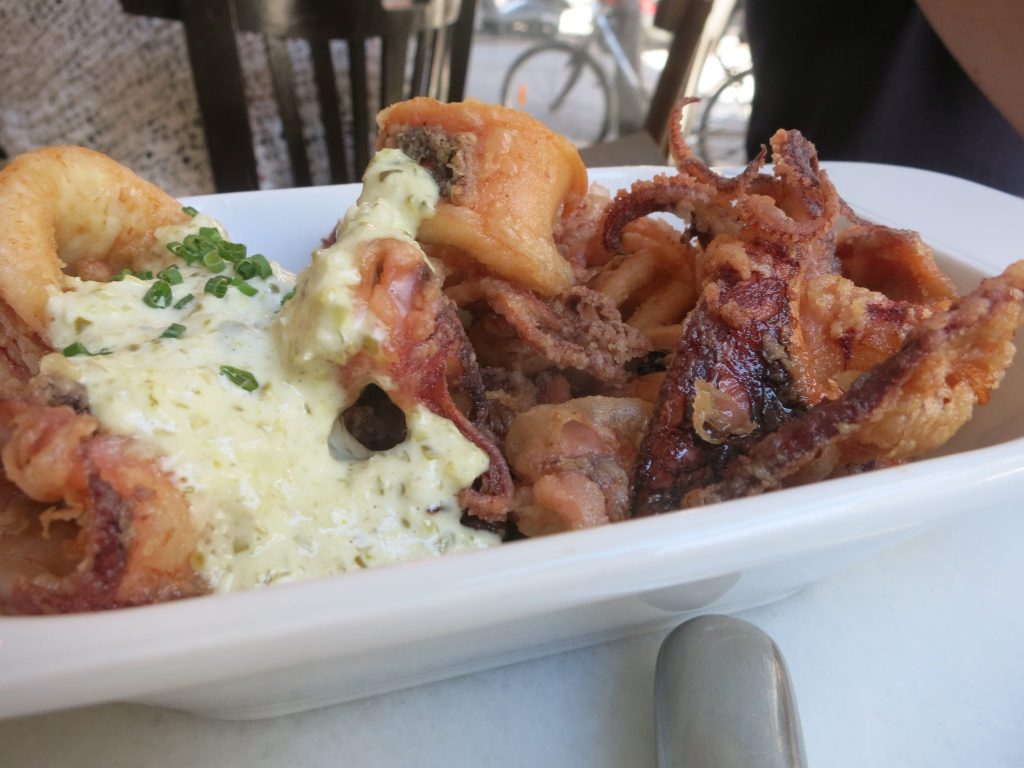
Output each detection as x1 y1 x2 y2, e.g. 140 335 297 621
655 614 808 768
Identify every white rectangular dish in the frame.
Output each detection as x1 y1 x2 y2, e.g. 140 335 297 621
1 163 1022 721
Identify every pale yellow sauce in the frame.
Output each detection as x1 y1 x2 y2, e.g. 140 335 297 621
275 148 439 370
40 151 497 593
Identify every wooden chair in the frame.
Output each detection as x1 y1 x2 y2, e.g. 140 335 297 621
121 0 476 191
578 0 715 167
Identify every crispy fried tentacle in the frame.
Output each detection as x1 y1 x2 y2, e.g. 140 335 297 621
684 261 1024 507
417 302 514 523
506 396 652 536
0 401 203 614
631 265 802 516
669 98 768 190
601 174 713 252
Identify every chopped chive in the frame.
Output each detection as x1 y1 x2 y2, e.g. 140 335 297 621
170 227 252 275
219 241 246 261
143 280 173 308
62 341 91 357
62 342 112 357
231 276 258 297
161 323 186 339
219 365 258 392
157 265 183 285
182 206 198 217
167 242 196 264
205 275 231 298
280 288 295 306
202 251 226 273
250 254 272 279
182 234 205 254
110 268 132 282
134 270 154 281
234 258 257 280
173 293 195 310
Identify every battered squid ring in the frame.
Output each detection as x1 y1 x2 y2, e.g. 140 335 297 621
0 146 189 340
0 148 201 613
376 98 588 297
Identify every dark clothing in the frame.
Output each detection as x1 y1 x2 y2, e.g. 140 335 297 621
744 0 1024 196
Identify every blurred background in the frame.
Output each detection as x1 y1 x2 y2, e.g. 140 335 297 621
469 0 751 166
4 1 1017 196
0 0 750 196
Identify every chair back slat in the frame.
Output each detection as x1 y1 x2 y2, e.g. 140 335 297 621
644 0 714 149
178 0 260 192
121 0 474 191
427 26 450 100
410 29 431 98
348 38 372 181
311 40 349 184
381 17 414 107
234 0 396 39
446 0 476 102
264 35 313 187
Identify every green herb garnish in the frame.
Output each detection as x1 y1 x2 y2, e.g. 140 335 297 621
280 289 295 306
173 293 195 310
161 323 186 339
134 270 154 281
205 275 231 298
219 241 246 262
234 258 257 280
62 341 90 357
231 276 258 297
182 206 199 217
62 342 111 357
110 268 132 282
143 281 173 308
166 226 255 275
250 254 272 279
219 365 258 392
157 265 183 285
202 251 226 273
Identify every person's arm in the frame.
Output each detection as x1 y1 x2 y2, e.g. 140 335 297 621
916 0 1024 137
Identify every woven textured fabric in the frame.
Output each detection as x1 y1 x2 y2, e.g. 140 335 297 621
0 1 377 195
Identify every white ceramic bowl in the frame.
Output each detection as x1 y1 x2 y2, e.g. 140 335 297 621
2 163 1022 721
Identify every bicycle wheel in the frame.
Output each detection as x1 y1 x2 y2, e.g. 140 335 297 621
695 68 754 168
499 41 615 147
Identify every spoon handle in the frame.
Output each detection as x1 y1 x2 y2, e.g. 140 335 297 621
655 614 808 768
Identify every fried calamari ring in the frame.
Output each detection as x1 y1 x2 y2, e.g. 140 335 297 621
0 146 189 338
376 98 588 296
0 146 189 396
589 218 699 349
0 148 200 612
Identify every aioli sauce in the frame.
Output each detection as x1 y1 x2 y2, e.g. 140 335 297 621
41 151 498 593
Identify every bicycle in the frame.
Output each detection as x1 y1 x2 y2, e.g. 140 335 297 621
499 0 755 165
687 0 753 167
694 66 753 166
498 0 647 147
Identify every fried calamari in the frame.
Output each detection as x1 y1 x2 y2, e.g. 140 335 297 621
2 99 1021 615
